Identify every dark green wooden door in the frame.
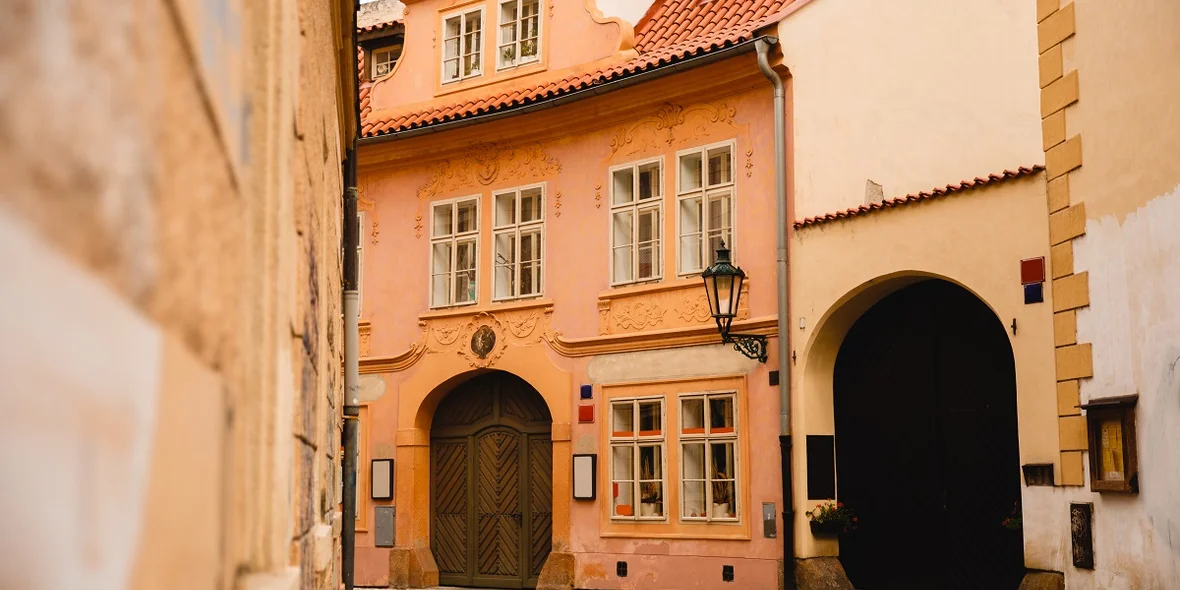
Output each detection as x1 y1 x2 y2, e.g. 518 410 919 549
431 372 552 589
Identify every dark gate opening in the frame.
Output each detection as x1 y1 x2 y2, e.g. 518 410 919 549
833 280 1024 590
431 371 553 589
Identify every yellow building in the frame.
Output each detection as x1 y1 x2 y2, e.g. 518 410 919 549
0 0 359 588
352 0 1178 588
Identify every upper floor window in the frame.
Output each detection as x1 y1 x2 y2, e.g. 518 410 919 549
443 8 483 83
371 46 399 79
431 197 479 307
677 142 735 275
610 159 663 285
610 397 666 520
493 185 544 300
497 0 540 69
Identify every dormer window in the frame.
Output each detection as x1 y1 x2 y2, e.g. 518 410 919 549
370 46 399 79
443 9 483 83
498 0 540 69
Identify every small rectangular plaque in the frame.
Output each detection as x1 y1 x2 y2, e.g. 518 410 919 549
762 502 777 538
371 459 393 500
374 506 395 547
573 454 596 499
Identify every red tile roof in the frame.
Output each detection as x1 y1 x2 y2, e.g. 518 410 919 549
793 166 1045 229
359 20 401 34
361 0 793 138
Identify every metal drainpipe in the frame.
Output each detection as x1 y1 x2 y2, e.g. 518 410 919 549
342 1 362 587
755 36 796 590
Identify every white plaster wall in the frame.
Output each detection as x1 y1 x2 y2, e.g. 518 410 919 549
593 0 656 26
777 0 1044 219
1067 186 1180 589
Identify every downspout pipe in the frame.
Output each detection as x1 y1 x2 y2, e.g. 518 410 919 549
342 1 362 589
755 36 796 590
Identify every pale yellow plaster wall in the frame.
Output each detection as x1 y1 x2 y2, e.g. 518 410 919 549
788 176 1060 559
776 0 1045 220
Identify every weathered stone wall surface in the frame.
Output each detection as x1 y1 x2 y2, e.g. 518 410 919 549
0 0 350 588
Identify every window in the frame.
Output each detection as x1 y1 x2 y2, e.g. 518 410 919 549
442 8 483 83
493 185 544 300
610 159 663 285
610 398 666 520
357 212 365 318
371 46 400 79
678 142 734 274
430 197 479 307
497 0 540 69
680 393 738 521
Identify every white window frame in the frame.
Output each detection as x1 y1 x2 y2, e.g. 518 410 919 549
609 396 667 522
609 157 665 286
676 140 737 277
496 0 542 71
357 211 365 318
492 183 545 301
429 196 481 309
678 391 740 523
370 46 399 79
441 7 485 84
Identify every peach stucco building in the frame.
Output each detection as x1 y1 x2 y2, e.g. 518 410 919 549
352 0 1179 589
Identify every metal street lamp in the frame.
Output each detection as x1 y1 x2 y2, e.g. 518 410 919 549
701 241 768 362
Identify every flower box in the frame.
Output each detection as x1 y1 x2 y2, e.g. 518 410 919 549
809 520 845 537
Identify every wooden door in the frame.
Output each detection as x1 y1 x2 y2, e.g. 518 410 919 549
431 372 552 589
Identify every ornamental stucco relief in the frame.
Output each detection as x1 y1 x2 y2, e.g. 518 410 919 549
598 282 750 335
416 142 562 201
608 101 739 158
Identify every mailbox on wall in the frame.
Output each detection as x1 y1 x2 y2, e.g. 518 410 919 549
573 454 596 500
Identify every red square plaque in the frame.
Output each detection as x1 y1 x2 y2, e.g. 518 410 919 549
1020 257 1045 285
578 404 594 423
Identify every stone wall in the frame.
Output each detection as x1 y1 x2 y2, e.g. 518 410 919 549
0 0 352 588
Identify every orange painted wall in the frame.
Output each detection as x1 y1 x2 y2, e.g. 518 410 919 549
355 61 789 588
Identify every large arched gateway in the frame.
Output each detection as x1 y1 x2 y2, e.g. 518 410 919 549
430 371 553 589
833 279 1024 589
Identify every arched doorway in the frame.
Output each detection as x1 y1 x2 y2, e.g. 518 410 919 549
833 280 1023 589
430 371 552 589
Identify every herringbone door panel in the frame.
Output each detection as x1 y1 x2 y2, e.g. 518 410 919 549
476 431 522 578
528 438 553 577
432 441 469 576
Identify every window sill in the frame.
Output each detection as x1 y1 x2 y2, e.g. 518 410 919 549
420 297 553 321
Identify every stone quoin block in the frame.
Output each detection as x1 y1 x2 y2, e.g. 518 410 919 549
1037 0 1059 23
1049 202 1086 245
1052 272 1090 312
1042 110 1066 150
1038 2 1076 53
1041 71 1080 117
1047 175 1071 212
1060 451 1085 486
1053 310 1078 347
1058 415 1088 451
1057 379 1081 416
1055 343 1094 380
1039 44 1063 88
1050 241 1074 279
1046 135 1083 180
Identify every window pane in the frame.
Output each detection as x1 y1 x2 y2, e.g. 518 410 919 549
680 152 703 192
456 200 478 233
494 192 515 226
612 445 634 517
710 480 736 519
455 239 476 303
709 396 735 433
612 211 633 283
612 168 634 205
433 204 453 236
445 16 461 40
431 242 452 307
638 445 663 517
520 187 543 222
681 398 705 434
710 443 735 488
520 230 541 296
494 233 516 299
683 480 706 519
444 38 460 60
444 58 460 81
637 208 660 280
638 400 661 435
707 146 732 186
679 196 703 273
465 10 481 32
706 192 732 267
611 402 634 437
500 1 518 25
638 162 661 200
683 442 705 479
